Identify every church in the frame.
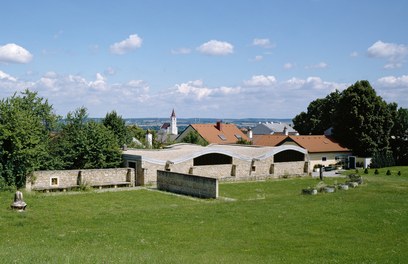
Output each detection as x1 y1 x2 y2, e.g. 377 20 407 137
157 109 178 143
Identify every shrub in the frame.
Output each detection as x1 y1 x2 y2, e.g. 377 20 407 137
364 168 369 174
374 169 379 175
398 171 401 176
386 170 391 176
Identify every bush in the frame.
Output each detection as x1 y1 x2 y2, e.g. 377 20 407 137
386 170 391 176
374 169 379 175
364 168 369 174
398 171 401 176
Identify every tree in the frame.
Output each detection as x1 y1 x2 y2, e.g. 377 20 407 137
52 107 122 169
0 90 59 187
390 107 408 165
181 130 208 146
332 80 394 157
293 91 340 135
102 111 131 148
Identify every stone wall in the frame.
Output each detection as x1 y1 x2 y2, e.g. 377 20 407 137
157 170 218 198
26 168 135 191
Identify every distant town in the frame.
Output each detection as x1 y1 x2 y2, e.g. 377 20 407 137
122 117 293 132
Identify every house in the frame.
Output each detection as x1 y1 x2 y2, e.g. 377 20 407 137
253 134 351 171
176 121 249 144
123 143 309 185
252 122 299 136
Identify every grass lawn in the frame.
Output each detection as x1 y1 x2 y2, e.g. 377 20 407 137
1 166 407 263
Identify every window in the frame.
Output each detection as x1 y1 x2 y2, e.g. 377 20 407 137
322 157 327 161
218 134 227 141
274 150 305 162
234 134 242 140
51 177 58 186
194 153 232 166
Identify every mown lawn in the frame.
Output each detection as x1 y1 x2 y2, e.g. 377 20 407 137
1 167 407 263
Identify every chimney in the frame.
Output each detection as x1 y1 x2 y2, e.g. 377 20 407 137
248 128 253 140
145 130 153 148
216 120 222 131
283 126 288 136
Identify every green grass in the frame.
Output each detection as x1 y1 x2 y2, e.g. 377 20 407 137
1 166 408 263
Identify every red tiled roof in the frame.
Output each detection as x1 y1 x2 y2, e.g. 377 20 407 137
190 123 249 144
288 135 350 153
252 134 350 153
252 135 287 146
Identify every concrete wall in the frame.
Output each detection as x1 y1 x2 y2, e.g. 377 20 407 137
157 170 218 198
27 168 135 191
131 156 307 185
309 152 351 171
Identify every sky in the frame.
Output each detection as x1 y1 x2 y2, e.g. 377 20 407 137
1 0 408 119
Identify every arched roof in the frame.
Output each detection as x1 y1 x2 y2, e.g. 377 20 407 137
123 143 308 165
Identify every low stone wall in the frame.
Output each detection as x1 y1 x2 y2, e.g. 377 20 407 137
26 168 135 191
157 170 218 199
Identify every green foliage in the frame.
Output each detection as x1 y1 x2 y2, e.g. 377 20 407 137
52 107 122 169
181 130 208 146
398 171 401 176
374 169 379 175
386 169 391 175
293 90 340 135
364 168 369 174
0 90 59 187
371 150 395 168
236 138 252 145
333 81 394 157
102 110 131 147
390 107 408 165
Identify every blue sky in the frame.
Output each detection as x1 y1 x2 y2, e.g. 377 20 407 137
1 0 407 118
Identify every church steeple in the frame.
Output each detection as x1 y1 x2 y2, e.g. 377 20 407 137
170 109 178 135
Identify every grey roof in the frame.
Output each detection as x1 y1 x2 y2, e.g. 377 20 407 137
252 122 298 135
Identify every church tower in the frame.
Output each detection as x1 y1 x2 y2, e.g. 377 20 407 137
170 109 178 135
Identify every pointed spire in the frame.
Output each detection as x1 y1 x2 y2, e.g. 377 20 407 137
171 108 176 118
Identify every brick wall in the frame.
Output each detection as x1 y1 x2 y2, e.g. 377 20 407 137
26 168 135 191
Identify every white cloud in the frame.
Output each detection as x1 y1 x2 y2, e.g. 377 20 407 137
377 75 408 87
197 40 234 56
0 43 33 64
367 40 408 68
376 75 408 107
305 62 328 69
89 73 108 91
0 70 17 81
283 62 295 70
171 48 191 55
244 75 277 87
252 38 274 48
253 55 263 61
110 34 143 55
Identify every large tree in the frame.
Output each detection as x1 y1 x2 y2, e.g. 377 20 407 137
102 110 131 148
52 107 122 169
293 90 341 135
332 80 394 157
390 107 408 165
0 90 59 187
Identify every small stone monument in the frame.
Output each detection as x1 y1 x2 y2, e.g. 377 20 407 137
11 190 27 211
